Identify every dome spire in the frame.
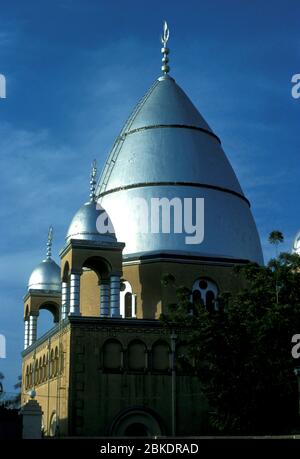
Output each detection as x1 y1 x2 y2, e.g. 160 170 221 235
46 226 53 260
161 20 170 75
90 159 97 202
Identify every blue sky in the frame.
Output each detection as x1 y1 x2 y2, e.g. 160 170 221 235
0 0 299 392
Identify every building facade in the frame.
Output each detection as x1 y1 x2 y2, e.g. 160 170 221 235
21 23 263 437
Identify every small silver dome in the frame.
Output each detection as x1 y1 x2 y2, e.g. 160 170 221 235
65 200 117 244
28 258 61 292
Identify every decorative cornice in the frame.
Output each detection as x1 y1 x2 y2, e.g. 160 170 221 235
98 181 250 207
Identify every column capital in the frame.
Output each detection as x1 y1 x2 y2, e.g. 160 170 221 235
29 312 39 318
110 272 122 278
99 278 110 286
70 269 82 276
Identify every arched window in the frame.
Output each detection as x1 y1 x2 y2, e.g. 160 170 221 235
152 341 170 371
42 355 46 382
192 278 218 312
45 355 49 380
25 366 29 389
127 340 146 371
34 361 39 385
102 339 123 371
60 347 64 375
54 347 59 376
29 364 33 387
50 349 54 378
120 281 136 318
38 357 42 384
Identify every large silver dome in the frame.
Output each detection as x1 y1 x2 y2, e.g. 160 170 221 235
28 258 61 292
66 201 117 244
96 74 263 264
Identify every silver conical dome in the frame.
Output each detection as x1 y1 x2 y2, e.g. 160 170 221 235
96 75 263 264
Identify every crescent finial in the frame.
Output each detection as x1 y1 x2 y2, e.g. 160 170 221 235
160 21 170 74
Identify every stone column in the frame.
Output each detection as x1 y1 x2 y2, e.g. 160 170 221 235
28 315 37 346
61 281 69 319
69 272 81 316
24 319 29 349
100 280 110 317
110 274 121 317
132 294 137 318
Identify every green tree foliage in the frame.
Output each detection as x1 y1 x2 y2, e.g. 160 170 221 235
161 246 300 434
0 373 22 409
268 230 284 245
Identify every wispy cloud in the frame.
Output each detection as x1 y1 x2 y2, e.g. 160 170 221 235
0 0 299 392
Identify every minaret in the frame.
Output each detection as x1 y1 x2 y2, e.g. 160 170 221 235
24 228 61 349
61 160 125 319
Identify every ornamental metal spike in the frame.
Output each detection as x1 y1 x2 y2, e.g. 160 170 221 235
46 226 53 260
161 20 170 74
90 159 97 202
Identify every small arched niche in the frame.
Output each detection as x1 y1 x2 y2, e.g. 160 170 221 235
120 281 136 319
127 339 146 372
152 340 170 372
192 278 219 312
102 339 123 371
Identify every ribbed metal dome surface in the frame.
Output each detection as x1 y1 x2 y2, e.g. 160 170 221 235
28 259 61 292
96 75 263 264
66 201 117 244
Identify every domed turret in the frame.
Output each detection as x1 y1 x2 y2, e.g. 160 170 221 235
28 259 61 292
96 24 263 265
28 226 61 292
65 160 116 245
